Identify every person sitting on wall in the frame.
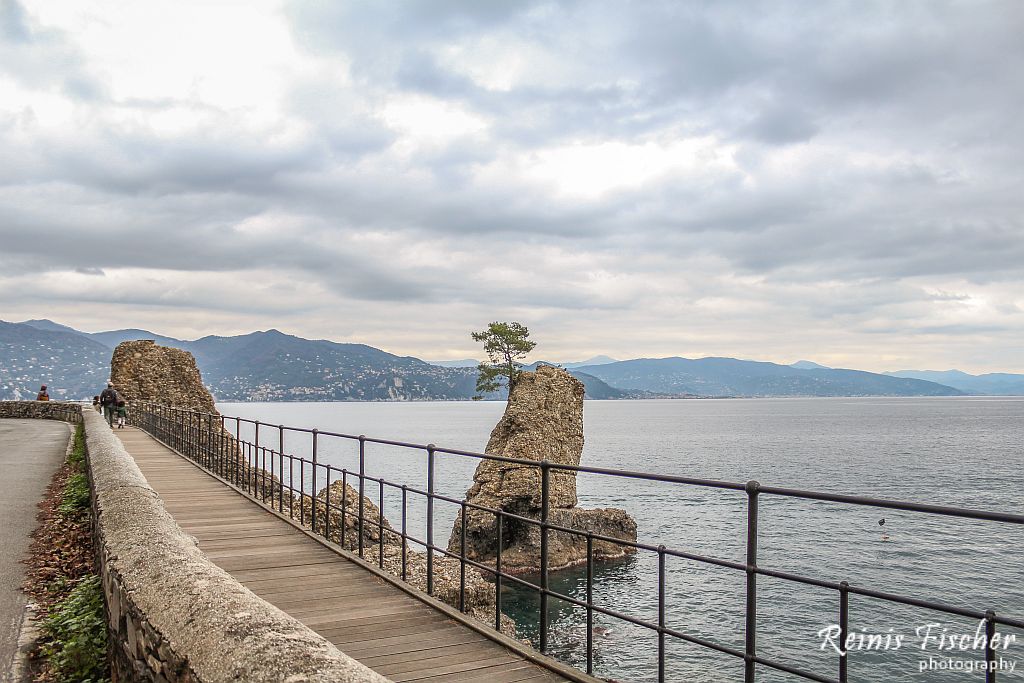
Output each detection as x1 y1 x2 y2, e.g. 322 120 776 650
92 396 101 412
35 385 50 401
99 382 120 427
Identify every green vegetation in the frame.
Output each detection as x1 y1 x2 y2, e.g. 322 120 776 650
41 575 109 683
60 425 90 516
471 322 537 400
68 423 86 468
32 422 109 682
59 473 91 516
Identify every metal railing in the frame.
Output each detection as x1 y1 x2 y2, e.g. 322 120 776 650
133 401 1024 683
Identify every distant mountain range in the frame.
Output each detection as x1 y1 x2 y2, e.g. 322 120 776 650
0 320 627 401
884 369 1024 396
575 357 964 398
2 319 1018 401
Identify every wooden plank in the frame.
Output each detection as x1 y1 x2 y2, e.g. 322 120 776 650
296 602 439 627
385 654 521 682
438 662 559 683
346 632 491 660
361 641 511 667
333 625 475 654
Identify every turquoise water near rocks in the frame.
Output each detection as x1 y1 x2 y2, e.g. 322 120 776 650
218 397 1024 682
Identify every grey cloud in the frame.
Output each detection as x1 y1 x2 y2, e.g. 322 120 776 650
0 0 106 99
2 0 1023 370
1 0 29 42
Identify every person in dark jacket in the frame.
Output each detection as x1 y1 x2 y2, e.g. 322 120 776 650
35 385 49 401
99 382 120 426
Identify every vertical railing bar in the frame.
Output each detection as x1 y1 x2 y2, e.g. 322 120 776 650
495 510 503 632
278 425 285 513
401 485 408 581
341 470 348 548
658 545 666 683
378 478 385 568
311 429 319 532
586 532 594 675
986 609 997 683
540 460 550 653
325 466 332 542
839 581 849 683
426 444 436 596
744 480 760 683
358 436 366 558
234 416 241 484
459 501 467 612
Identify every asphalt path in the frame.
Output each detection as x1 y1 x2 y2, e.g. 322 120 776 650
0 419 69 678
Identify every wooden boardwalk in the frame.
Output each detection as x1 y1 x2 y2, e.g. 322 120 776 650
114 428 580 683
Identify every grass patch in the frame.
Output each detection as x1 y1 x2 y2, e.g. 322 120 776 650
59 473 91 516
68 423 86 469
59 424 91 516
41 575 109 683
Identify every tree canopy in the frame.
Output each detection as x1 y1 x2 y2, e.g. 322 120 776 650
471 321 536 400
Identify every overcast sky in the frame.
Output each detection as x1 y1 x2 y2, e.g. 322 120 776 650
2 1 1022 372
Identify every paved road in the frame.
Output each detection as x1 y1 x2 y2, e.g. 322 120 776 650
0 419 70 678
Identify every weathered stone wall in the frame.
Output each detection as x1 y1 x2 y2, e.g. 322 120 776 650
5 402 387 683
110 340 216 413
0 400 83 423
448 365 638 573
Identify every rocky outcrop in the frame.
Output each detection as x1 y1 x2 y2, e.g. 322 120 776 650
302 481 398 550
447 365 637 573
110 340 216 412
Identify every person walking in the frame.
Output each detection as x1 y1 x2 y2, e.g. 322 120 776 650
115 400 127 429
99 382 120 427
35 385 50 401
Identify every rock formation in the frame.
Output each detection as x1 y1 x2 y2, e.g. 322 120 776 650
110 340 216 412
447 365 637 573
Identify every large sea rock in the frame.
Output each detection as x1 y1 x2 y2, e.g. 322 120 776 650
110 340 217 412
447 365 637 573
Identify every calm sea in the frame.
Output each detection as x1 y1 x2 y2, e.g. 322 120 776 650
217 397 1024 683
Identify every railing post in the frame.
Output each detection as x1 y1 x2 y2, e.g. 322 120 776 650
744 480 760 683
231 416 239 483
495 511 503 631
540 460 550 653
324 466 332 541
378 479 385 568
426 444 435 596
839 581 849 682
254 421 261 498
358 436 366 558
341 470 348 548
658 545 666 683
278 425 285 514
986 610 997 683
311 429 319 532
401 485 408 581
459 501 467 612
586 532 594 675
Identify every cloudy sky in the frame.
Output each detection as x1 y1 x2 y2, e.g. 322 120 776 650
2 1 1022 372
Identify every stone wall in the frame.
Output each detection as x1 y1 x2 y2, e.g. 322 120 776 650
0 400 83 423
4 402 387 683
